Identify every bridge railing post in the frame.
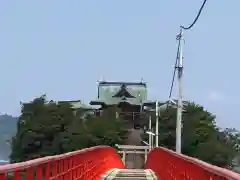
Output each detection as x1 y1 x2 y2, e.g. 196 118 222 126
122 150 126 165
144 149 147 163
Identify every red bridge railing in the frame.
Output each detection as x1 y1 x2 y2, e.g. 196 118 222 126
1 145 240 180
145 147 240 180
0 146 124 180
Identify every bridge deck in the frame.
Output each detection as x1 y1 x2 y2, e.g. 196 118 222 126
101 168 158 180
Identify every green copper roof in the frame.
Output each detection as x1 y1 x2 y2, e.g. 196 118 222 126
58 100 95 109
91 82 147 105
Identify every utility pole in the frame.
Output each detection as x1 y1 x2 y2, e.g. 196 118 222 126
155 100 159 147
176 28 184 153
148 115 152 150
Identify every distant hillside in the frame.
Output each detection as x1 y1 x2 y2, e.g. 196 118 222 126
0 114 18 160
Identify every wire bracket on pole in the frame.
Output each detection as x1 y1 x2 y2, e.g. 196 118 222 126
176 28 184 76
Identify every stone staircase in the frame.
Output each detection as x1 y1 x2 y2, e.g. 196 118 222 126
102 168 158 180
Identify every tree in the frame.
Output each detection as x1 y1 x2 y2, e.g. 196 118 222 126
181 103 239 167
11 94 240 168
85 106 127 147
141 102 240 167
10 96 127 163
10 95 76 162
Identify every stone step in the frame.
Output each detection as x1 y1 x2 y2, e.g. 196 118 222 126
102 168 158 180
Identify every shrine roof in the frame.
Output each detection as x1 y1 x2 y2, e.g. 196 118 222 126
58 100 96 109
99 81 146 87
91 81 148 106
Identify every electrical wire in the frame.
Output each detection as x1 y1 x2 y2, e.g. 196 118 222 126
164 0 208 113
169 40 180 100
181 0 207 30
165 35 181 112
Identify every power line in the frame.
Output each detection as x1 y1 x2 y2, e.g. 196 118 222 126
165 0 208 153
166 0 208 107
168 38 180 100
166 0 208 108
165 33 181 111
164 0 208 114
181 0 207 30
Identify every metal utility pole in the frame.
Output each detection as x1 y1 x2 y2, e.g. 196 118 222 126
155 101 159 147
176 28 184 153
148 116 152 150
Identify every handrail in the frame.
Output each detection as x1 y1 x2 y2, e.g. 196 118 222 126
0 146 106 172
0 146 124 180
145 147 240 179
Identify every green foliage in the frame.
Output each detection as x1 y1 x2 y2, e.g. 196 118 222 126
182 104 239 167
10 95 74 162
61 106 126 152
142 102 240 168
10 95 240 169
10 96 126 163
85 107 126 146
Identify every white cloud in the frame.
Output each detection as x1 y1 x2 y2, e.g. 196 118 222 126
207 91 224 101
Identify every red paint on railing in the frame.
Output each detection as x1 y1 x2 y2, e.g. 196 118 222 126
145 147 240 180
0 146 124 180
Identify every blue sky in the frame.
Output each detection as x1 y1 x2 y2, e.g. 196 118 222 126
0 1 239 128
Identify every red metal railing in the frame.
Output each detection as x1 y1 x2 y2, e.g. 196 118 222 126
0 146 124 180
145 147 240 180
2 145 240 180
